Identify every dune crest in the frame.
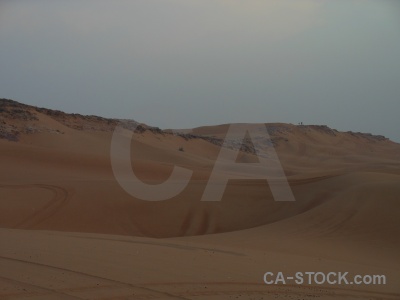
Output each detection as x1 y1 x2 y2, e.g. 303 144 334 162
1 98 399 299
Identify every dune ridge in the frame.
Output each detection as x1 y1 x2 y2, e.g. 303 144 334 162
0 98 399 299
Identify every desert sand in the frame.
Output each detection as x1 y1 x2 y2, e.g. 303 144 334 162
0 99 399 299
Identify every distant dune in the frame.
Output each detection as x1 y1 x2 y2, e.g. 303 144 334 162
1 98 399 299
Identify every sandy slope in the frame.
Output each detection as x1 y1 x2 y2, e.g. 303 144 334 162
0 100 399 299
0 227 399 299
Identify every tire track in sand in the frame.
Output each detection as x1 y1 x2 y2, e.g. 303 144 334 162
0 256 189 300
0 184 70 229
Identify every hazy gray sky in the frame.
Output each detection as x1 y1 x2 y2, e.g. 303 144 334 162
1 0 399 141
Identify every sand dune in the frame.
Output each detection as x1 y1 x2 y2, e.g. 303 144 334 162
0 99 399 299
